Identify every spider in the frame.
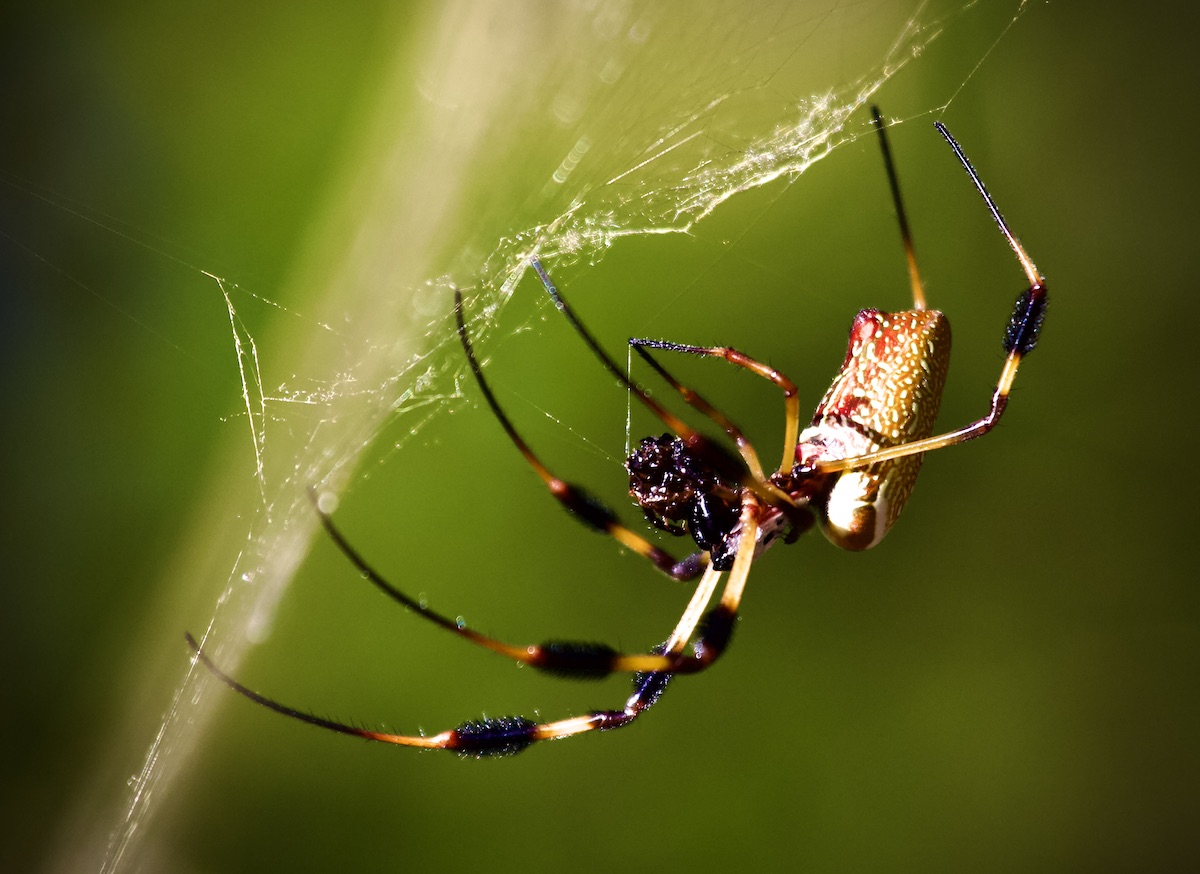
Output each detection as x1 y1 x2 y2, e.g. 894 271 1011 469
188 107 1048 757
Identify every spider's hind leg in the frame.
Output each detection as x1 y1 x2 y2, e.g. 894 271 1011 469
185 630 660 756
629 338 800 480
188 495 762 755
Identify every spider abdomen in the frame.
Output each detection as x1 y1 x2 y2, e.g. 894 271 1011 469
797 308 951 550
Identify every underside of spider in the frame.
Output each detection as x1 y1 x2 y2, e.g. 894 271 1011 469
188 107 1048 757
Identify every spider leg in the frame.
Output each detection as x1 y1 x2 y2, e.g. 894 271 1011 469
871 105 927 311
528 261 801 521
628 338 800 481
627 341 767 480
528 260 748 489
187 497 761 756
454 289 702 582
678 490 760 669
813 120 1048 475
810 289 1044 474
186 631 666 756
309 491 721 678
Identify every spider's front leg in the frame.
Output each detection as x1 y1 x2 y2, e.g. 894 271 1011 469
624 337 814 560
629 338 800 478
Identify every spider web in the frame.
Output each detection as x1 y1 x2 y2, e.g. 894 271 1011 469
41 1 1034 870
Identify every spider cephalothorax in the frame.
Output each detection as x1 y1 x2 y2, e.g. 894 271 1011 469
626 433 742 567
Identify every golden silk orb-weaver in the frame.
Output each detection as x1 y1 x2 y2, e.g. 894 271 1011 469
189 107 1048 757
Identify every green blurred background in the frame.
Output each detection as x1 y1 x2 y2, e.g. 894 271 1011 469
4 2 1196 871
